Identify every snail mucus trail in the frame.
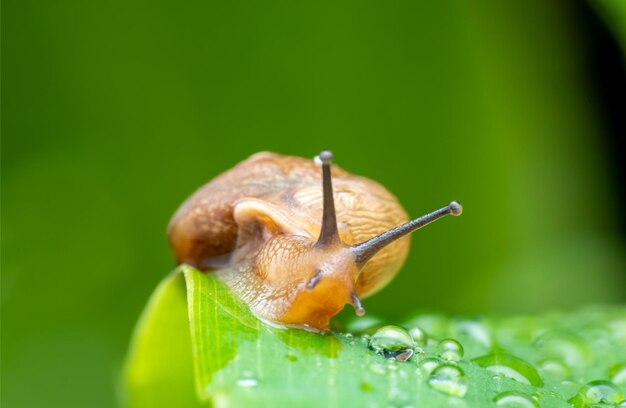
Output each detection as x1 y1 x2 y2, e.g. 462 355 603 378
168 150 462 332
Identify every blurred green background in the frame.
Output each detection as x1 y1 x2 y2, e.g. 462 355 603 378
2 1 626 407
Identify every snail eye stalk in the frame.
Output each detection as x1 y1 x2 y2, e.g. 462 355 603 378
351 201 463 268
315 150 341 249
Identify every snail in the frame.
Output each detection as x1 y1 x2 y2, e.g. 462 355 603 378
168 151 462 332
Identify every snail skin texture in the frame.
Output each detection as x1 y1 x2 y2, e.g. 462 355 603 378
168 151 462 332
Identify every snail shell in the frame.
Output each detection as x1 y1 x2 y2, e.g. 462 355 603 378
168 151 461 331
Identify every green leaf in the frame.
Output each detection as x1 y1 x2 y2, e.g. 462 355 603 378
123 266 626 407
123 272 204 408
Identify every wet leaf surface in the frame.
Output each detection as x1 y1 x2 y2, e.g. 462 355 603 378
124 265 626 407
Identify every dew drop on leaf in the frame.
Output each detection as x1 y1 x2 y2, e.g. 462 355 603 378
538 358 572 379
559 380 582 397
418 357 441 375
568 380 624 407
610 363 626 388
584 380 624 404
404 314 450 342
456 320 492 349
428 364 468 398
493 391 539 408
534 331 589 370
438 338 464 362
409 326 428 346
369 325 415 362
472 353 542 387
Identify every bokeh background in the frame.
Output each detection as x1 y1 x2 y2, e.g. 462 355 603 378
3 1 626 407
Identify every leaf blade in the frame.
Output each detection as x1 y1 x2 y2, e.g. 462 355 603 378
124 266 626 408
123 272 205 408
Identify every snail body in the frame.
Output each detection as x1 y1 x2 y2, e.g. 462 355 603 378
168 151 461 331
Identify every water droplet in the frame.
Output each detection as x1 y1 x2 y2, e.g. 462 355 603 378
472 353 542 387
559 380 581 397
494 391 539 408
403 313 451 341
428 364 468 398
418 357 440 375
409 326 428 346
369 325 415 362
538 358 571 379
360 334 371 345
568 380 624 408
610 363 626 388
586 380 624 403
534 331 589 370
457 320 492 349
439 338 464 362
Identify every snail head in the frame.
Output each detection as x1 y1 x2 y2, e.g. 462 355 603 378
245 151 461 331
